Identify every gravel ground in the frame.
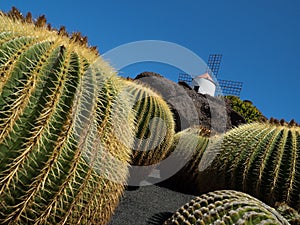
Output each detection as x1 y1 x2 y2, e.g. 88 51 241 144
108 184 195 225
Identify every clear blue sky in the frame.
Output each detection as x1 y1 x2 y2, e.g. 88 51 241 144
1 1 299 121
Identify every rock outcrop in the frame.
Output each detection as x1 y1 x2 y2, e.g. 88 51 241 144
134 72 246 133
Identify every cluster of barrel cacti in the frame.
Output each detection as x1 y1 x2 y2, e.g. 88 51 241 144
1 7 300 225
162 120 300 224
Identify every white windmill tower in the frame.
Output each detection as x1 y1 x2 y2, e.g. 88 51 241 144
191 72 216 96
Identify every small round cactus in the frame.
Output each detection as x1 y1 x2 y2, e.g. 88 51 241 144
164 190 290 225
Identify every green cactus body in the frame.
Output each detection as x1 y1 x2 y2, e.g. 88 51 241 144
211 122 300 212
0 9 134 225
123 80 175 166
164 190 290 225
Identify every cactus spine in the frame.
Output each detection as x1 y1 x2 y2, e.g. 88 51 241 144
0 8 134 225
164 190 290 225
210 122 300 212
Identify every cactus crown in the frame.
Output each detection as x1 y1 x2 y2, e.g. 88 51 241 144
4 7 99 54
268 117 299 127
163 126 212 160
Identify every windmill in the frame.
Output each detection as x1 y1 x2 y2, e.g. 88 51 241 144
178 54 243 97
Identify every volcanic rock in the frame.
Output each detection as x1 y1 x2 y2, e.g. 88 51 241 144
134 71 246 133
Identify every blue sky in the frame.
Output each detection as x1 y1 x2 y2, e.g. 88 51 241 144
1 1 299 121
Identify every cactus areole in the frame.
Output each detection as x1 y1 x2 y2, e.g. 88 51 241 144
0 8 134 225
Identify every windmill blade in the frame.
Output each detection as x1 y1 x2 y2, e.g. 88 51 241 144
216 79 243 96
178 73 193 86
207 54 222 77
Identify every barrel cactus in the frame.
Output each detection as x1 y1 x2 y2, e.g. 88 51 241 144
164 190 290 225
124 80 175 166
0 8 134 225
160 127 210 193
209 121 300 212
118 80 175 185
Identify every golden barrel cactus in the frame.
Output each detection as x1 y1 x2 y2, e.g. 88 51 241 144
0 8 134 225
210 121 300 212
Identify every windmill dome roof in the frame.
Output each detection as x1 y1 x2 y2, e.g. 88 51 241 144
196 73 214 82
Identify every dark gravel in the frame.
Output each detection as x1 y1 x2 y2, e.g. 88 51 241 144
108 185 195 225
